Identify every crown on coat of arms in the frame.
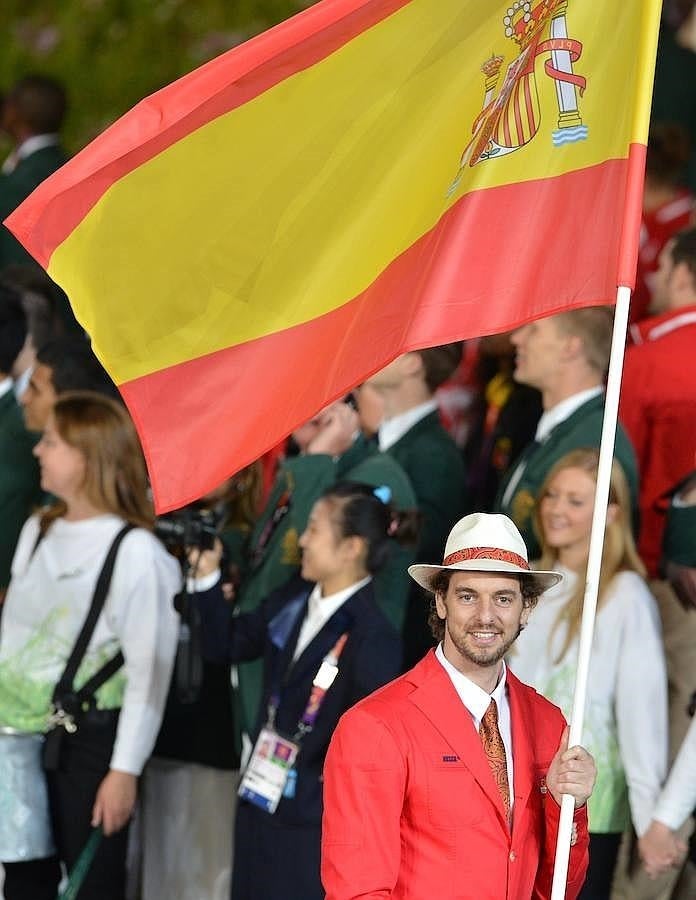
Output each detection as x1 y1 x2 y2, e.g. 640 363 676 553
503 0 565 48
481 54 505 80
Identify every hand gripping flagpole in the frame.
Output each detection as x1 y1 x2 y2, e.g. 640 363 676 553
550 285 632 899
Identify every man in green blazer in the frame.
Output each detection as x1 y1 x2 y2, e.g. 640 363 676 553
495 307 638 559
367 345 468 666
0 286 42 596
234 398 417 743
0 75 68 268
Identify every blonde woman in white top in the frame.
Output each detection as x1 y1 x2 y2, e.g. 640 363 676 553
510 448 668 900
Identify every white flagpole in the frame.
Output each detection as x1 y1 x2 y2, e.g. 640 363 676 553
550 284 632 899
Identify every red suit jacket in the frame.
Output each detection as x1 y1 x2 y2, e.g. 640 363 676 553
621 305 696 576
322 650 589 899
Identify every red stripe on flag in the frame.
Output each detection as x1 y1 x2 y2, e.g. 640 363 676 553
118 155 639 512
502 101 512 148
512 81 525 146
523 75 536 139
5 0 412 268
617 142 647 286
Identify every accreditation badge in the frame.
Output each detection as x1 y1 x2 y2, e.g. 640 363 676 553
238 726 299 814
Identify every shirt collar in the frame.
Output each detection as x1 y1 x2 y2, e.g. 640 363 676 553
306 576 371 624
435 642 507 723
0 377 14 401
378 399 438 451
629 304 696 345
13 366 32 401
535 386 603 442
17 134 60 161
2 134 60 175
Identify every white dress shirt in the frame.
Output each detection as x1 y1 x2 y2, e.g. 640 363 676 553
378 400 438 451
292 577 371 660
0 377 14 402
13 367 32 402
435 643 514 809
533 386 603 443
501 386 603 507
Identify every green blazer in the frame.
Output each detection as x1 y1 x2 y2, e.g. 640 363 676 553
234 436 417 739
662 472 696 567
0 389 42 587
385 410 468 564
495 394 639 558
0 144 68 267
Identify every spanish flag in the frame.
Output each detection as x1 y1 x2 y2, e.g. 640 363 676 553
6 0 661 512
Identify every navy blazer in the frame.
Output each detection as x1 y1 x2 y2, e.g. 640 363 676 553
197 574 402 825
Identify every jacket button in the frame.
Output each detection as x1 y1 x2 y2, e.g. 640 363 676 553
509 851 516 862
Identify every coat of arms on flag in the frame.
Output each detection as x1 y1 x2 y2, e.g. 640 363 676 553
4 0 661 512
451 0 588 191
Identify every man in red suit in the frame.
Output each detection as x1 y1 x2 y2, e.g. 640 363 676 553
621 227 696 580
322 513 595 900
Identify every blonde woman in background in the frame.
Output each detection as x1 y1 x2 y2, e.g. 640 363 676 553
510 448 668 900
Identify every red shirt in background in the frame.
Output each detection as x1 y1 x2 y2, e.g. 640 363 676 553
633 190 695 325
620 305 696 576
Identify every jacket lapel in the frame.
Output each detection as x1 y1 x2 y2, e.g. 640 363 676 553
407 652 510 828
390 410 440 453
282 584 365 686
506 670 536 835
270 591 311 685
0 390 15 422
544 395 602 446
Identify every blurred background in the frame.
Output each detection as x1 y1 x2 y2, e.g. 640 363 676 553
0 0 318 155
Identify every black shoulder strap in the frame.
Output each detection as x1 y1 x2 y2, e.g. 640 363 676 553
73 651 125 705
52 524 134 705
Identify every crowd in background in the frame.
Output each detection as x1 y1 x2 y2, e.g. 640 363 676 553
0 3 696 900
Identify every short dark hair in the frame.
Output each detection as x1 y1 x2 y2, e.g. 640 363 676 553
7 75 67 134
0 266 56 350
670 227 696 287
426 569 541 642
0 265 81 338
0 283 27 373
418 343 463 393
646 123 691 187
36 337 119 399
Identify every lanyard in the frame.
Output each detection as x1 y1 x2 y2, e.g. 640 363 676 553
268 632 349 743
250 486 292 571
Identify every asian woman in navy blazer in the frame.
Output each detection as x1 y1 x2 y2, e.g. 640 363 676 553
195 481 409 900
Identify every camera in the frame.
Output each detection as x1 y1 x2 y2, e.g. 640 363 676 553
155 506 224 705
154 507 220 552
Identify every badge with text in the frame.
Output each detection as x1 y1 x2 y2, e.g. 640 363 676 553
238 727 299 814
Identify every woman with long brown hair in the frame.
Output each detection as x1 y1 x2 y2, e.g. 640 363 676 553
0 391 180 900
510 448 668 900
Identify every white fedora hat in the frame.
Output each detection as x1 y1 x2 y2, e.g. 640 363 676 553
408 512 562 594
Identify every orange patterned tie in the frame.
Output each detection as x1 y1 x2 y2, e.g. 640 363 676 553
479 699 510 818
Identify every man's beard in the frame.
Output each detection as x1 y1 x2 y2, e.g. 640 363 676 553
446 622 524 667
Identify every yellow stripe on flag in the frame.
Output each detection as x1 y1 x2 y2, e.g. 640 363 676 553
49 0 654 385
